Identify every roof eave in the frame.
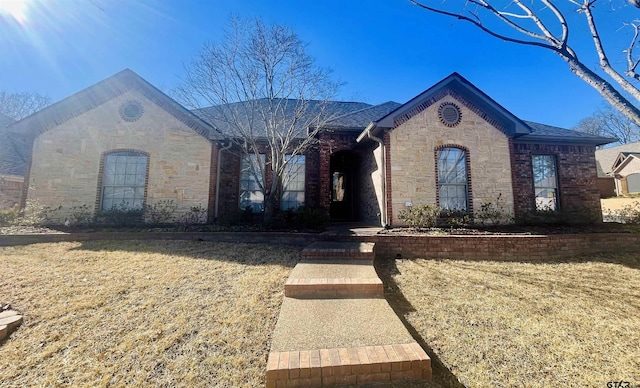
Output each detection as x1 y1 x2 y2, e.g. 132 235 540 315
514 135 616 146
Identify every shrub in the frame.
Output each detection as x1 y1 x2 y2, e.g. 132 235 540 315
474 194 513 225
0 205 19 226
144 200 177 224
398 204 440 229
290 206 328 230
439 209 472 228
181 205 207 225
517 205 601 225
68 204 93 226
14 200 55 226
95 203 144 227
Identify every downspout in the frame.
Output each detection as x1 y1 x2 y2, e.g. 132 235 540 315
361 123 388 227
214 140 233 219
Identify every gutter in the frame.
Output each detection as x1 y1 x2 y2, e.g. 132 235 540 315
214 140 233 219
358 122 388 227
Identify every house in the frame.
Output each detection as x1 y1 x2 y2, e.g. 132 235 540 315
595 142 640 196
2 69 614 226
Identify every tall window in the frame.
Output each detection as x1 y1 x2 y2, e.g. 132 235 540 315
239 154 265 212
437 147 469 211
281 155 305 210
532 155 559 211
101 151 148 211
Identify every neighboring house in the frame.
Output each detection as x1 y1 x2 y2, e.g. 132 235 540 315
0 113 25 209
4 69 614 225
595 142 640 196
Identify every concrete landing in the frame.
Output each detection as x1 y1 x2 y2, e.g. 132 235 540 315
267 242 431 387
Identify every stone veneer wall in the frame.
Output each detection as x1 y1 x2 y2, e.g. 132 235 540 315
0 175 23 208
388 94 515 226
511 142 602 220
359 142 384 224
27 90 212 223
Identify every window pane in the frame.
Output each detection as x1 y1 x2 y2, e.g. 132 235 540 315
239 154 265 211
532 155 559 211
437 148 468 211
282 154 305 210
101 152 148 211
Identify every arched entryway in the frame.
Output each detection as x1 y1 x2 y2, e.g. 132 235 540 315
330 151 359 221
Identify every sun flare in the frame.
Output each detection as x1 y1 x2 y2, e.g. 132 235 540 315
0 0 30 24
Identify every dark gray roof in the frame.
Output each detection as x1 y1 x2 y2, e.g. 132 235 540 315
595 141 640 177
0 113 14 128
325 101 402 131
0 128 31 176
193 99 372 139
518 121 615 145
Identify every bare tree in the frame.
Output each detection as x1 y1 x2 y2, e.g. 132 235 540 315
574 104 640 144
0 91 51 121
409 0 640 127
174 17 340 224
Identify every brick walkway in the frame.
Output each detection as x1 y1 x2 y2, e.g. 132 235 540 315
267 242 431 387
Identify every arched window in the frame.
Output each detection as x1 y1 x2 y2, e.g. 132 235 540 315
100 151 148 211
436 147 469 212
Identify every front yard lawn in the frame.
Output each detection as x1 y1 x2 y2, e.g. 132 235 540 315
382 254 640 387
1 241 298 387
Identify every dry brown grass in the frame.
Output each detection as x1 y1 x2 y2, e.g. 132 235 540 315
384 255 640 387
0 240 299 387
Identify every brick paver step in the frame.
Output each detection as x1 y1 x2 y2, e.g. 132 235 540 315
266 343 431 387
302 242 375 261
285 259 383 298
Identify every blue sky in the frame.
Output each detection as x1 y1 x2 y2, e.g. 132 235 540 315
0 0 635 128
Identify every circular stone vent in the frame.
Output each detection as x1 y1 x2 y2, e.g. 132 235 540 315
119 100 144 122
438 102 462 127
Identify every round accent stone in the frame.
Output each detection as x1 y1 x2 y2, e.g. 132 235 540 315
438 102 462 127
119 100 144 122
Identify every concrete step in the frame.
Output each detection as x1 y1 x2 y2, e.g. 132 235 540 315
285 259 383 298
267 298 431 387
302 242 375 261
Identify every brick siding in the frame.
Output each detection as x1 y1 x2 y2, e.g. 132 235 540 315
511 142 602 221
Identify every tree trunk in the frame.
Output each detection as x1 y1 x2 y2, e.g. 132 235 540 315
263 178 282 226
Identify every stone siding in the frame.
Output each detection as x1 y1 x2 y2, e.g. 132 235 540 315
511 142 602 220
27 90 212 223
388 95 514 226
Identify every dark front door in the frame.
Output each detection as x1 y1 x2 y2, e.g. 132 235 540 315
330 151 358 221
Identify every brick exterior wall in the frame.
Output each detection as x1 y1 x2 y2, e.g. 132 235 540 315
388 95 514 226
0 175 23 208
26 90 212 223
511 142 602 221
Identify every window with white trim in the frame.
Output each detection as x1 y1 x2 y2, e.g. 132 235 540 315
281 155 305 210
101 151 148 211
239 154 265 212
436 147 469 212
532 155 559 211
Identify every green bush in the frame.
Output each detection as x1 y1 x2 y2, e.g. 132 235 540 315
69 204 93 226
439 209 472 228
474 194 513 225
289 206 328 230
398 204 440 229
517 205 601 225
